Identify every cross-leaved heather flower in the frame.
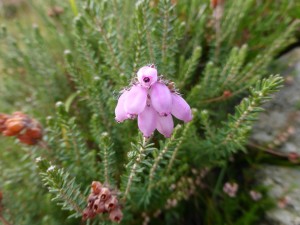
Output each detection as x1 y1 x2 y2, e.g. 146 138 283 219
115 65 192 138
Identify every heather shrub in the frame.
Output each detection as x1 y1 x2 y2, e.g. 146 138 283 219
0 0 299 224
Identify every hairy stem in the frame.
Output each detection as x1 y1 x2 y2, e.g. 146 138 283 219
167 123 191 172
103 145 109 184
161 2 170 64
124 137 147 201
148 125 181 190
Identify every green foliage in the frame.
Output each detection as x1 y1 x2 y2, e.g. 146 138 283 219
36 157 86 218
0 0 299 225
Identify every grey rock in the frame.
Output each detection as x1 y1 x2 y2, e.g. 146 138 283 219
251 48 300 224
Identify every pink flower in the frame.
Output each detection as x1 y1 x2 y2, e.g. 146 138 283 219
124 85 147 118
150 82 172 116
223 182 238 197
115 65 193 138
138 105 157 138
156 114 174 138
171 93 193 122
137 66 158 88
115 90 129 123
249 190 262 201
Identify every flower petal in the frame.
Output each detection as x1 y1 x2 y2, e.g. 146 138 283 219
150 82 172 116
137 66 158 88
124 85 147 117
115 91 129 122
156 114 174 138
171 94 193 122
138 105 157 137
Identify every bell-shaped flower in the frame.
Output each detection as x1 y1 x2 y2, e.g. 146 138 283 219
115 90 129 123
171 93 193 122
156 114 174 138
138 105 157 138
137 66 158 88
124 85 147 118
150 82 172 116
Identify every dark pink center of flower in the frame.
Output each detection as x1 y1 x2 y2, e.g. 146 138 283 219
143 77 150 83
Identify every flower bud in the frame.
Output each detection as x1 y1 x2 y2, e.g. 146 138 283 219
105 196 118 212
109 207 123 223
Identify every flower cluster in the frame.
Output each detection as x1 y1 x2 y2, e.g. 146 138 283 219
115 65 192 138
0 112 43 145
83 181 123 223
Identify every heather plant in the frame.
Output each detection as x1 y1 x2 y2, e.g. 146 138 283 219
0 0 299 225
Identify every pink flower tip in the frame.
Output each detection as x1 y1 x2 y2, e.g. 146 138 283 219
137 66 158 88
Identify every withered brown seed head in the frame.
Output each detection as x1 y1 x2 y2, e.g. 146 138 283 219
82 208 96 221
93 199 106 213
99 187 111 201
91 181 102 194
105 196 118 212
109 207 123 223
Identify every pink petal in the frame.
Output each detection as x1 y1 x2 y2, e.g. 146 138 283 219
124 85 147 117
156 114 174 138
115 91 129 122
150 82 172 116
137 66 158 88
138 105 157 137
171 94 193 122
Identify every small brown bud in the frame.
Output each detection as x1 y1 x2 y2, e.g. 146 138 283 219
26 127 43 139
17 133 37 145
223 90 232 98
105 196 118 212
288 152 298 163
93 199 106 213
3 117 26 136
99 187 111 202
109 207 123 223
91 181 102 194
